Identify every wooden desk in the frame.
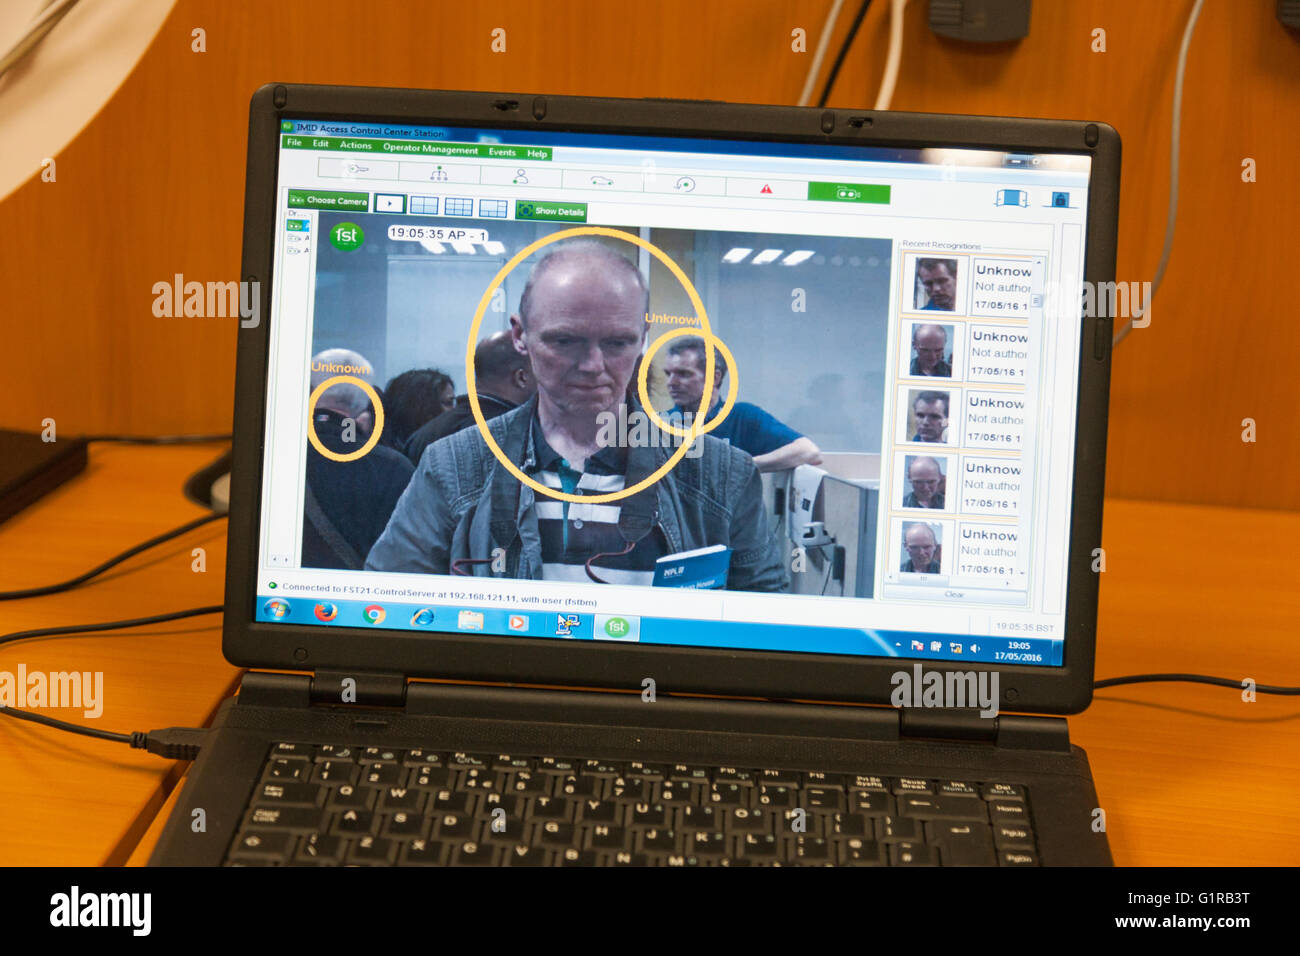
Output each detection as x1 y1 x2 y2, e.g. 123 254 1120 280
0 443 241 866
3 447 1297 865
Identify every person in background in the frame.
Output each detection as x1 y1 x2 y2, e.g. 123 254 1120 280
660 336 822 473
404 331 535 465
303 349 413 569
382 368 455 452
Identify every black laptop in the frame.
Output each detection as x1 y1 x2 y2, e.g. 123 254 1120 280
150 84 1119 866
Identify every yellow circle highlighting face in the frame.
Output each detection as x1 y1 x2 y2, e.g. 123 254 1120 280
637 327 739 440
306 375 385 463
465 226 713 505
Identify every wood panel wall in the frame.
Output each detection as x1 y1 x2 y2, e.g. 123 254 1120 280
1 0 1296 509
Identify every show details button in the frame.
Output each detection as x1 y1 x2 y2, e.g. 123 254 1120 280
514 200 587 222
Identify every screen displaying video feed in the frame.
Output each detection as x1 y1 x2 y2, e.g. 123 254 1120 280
254 120 1092 666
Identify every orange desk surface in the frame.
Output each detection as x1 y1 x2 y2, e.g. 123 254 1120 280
1 445 1296 866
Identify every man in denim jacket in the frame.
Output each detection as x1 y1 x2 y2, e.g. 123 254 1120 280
365 239 786 593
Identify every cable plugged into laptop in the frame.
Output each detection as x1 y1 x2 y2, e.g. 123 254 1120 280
129 726 209 760
0 705 207 761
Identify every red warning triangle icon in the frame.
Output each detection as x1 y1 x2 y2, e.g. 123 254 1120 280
760 184 773 194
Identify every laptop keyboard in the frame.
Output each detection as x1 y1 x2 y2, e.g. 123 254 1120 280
225 743 1040 866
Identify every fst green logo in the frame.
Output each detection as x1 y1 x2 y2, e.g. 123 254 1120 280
330 222 364 251
604 617 630 638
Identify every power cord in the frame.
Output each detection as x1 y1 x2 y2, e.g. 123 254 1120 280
0 605 223 757
1095 673 1299 695
797 0 846 106
0 605 223 649
0 512 227 601
1112 0 1205 347
0 706 207 760
82 433 232 444
816 0 875 107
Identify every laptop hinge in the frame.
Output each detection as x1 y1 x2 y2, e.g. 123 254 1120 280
899 709 1071 751
237 671 312 708
310 670 407 708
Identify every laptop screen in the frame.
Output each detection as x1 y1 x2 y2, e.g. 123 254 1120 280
252 118 1091 669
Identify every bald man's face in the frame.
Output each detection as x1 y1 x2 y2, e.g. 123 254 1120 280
512 255 645 419
904 525 937 568
907 459 942 506
913 326 948 374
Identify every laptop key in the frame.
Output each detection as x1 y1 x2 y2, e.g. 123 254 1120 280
989 801 1031 825
402 749 444 768
837 838 884 865
398 838 448 866
315 744 356 763
295 833 345 863
993 824 1036 850
534 820 577 847
676 804 722 830
381 811 428 838
433 812 477 839
452 841 499 866
272 743 312 759
310 761 359 787
880 815 923 842
735 833 782 861
801 787 844 811
332 809 375 835
628 802 670 828
791 836 834 864
504 843 549 866
999 849 1040 866
892 777 933 795
890 842 939 866
982 783 1026 801
756 784 798 809
346 835 397 865
828 812 872 838
688 831 731 857
263 758 311 782
758 769 802 787
254 781 321 808
528 796 574 821
359 747 402 765
584 824 630 851
557 848 601 866
244 805 324 831
377 786 424 813
360 764 404 787
939 780 979 796
577 798 622 824
230 829 294 861
636 828 683 853
899 794 989 821
847 791 894 816
929 822 997 866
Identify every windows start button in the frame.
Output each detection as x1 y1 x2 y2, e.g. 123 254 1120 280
594 614 640 642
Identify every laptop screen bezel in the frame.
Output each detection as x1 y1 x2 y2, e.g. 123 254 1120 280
223 84 1119 715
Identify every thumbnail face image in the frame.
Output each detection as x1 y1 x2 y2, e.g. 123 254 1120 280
913 257 958 312
900 521 943 574
296 214 893 596
908 322 954 378
905 389 950 444
901 455 947 510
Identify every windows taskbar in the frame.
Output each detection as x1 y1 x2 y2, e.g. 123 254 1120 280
253 596 1063 667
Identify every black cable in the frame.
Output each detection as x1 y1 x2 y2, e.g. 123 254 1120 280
0 605 223 649
0 707 208 759
1095 673 1300 696
0 512 227 601
82 433 232 444
816 0 875 108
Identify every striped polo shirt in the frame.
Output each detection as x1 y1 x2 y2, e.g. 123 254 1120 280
530 421 665 586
